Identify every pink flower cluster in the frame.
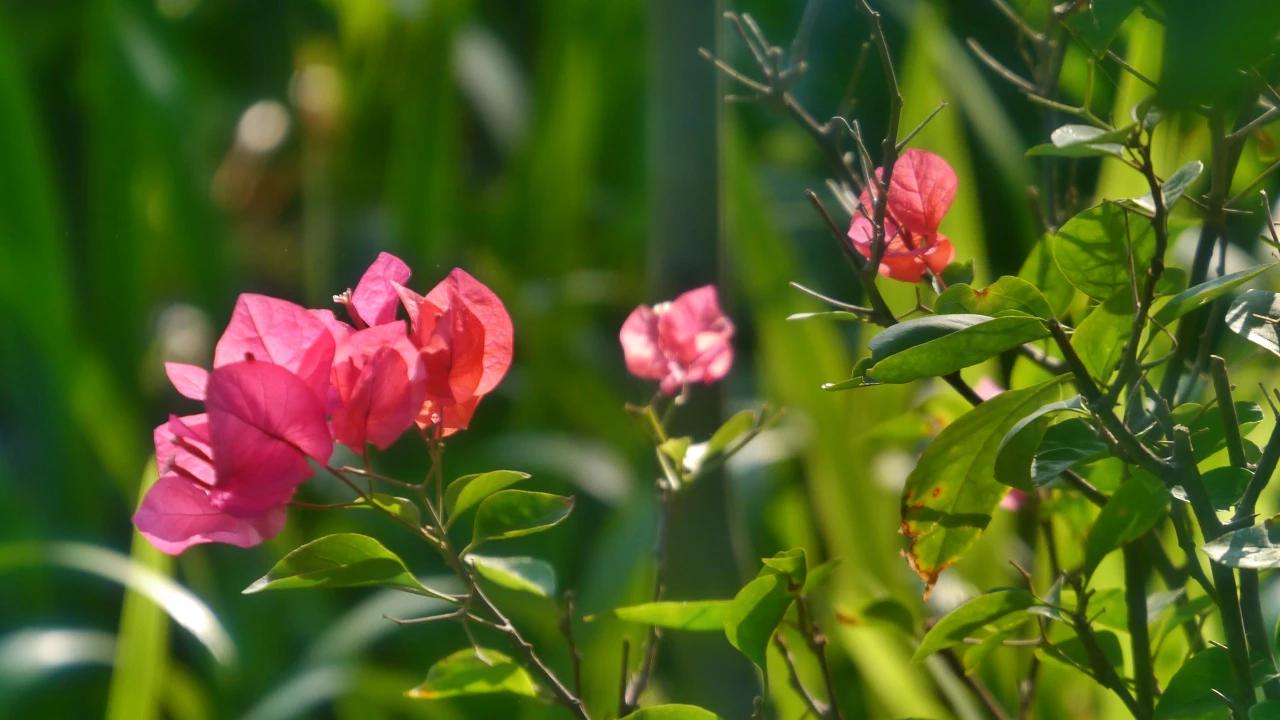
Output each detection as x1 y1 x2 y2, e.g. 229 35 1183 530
136 254 513 555
620 286 734 395
847 148 957 283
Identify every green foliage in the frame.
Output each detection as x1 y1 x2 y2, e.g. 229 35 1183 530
913 588 1036 661
723 550 807 670
901 379 1064 589
1203 520 1280 569
445 471 531 524
1083 471 1169 576
1227 290 1280 355
620 705 722 720
404 649 538 701
1026 123 1133 158
602 601 729 631
1155 646 1236 719
469 490 574 548
466 555 557 598
863 315 1048 384
1051 203 1156 300
934 276 1054 318
243 533 443 598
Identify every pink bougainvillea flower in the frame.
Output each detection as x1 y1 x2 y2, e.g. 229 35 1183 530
620 285 735 395
214 294 336 401
397 268 514 435
203 360 333 515
135 358 334 556
164 362 209 401
330 321 428 452
999 488 1029 512
341 251 412 328
847 148 958 283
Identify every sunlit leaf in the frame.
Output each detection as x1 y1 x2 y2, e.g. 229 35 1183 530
1018 239 1076 316
1226 289 1280 355
1026 123 1130 158
444 470 531 523
1203 519 1280 569
902 379 1065 591
1084 471 1169 576
1051 203 1156 300
404 648 537 700
1072 290 1134 381
466 554 556 598
723 567 794 669
598 601 729 631
471 490 574 547
913 588 1035 661
1153 265 1274 326
935 276 1053 319
620 705 723 720
353 493 422 528
866 315 1048 384
243 533 444 599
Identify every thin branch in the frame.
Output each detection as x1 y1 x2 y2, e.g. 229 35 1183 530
897 101 948 152
774 634 830 719
1227 157 1280 207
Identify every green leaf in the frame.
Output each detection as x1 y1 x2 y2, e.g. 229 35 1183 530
867 313 991 362
963 625 1024 674
600 600 729 631
659 437 692 469
1072 290 1134 381
471 490 574 548
995 396 1088 492
913 588 1036 661
706 410 757 458
1026 123 1131 158
1033 418 1109 485
1175 401 1264 462
466 555 556 598
1201 467 1252 511
935 276 1054 319
1051 203 1156 300
1153 265 1274 326
723 570 794 669
404 648 537 700
1155 646 1236 719
902 379 1065 591
444 470 531 522
866 316 1048 384
1203 518 1280 569
940 259 975 286
1227 289 1280 355
760 548 807 585
1066 0 1141 52
786 310 864 322
1084 472 1169 576
244 533 441 597
1018 240 1075 317
620 705 723 720
1251 700 1280 720
353 493 422 528
1040 630 1125 679
858 597 918 636
1124 160 1204 214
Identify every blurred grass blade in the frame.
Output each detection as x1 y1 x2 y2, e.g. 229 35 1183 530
0 628 116 692
106 462 172 720
0 537 235 667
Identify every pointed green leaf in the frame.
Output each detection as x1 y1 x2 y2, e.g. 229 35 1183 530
1227 289 1280 355
1072 290 1134 381
620 705 723 720
1153 265 1274 326
1203 518 1280 569
244 533 441 597
935 276 1054 319
1018 239 1076 317
913 588 1036 661
902 379 1065 591
404 648 537 700
760 548 806 585
1084 471 1169 576
1051 203 1156 300
445 470 531 522
706 410 757 458
599 601 730 631
1155 646 1236 719
723 570 794 669
466 554 556 598
353 493 422 528
1125 160 1205 213
786 310 864 322
866 316 1048 384
471 490 574 547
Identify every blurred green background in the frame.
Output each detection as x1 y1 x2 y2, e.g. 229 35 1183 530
2 0 1278 718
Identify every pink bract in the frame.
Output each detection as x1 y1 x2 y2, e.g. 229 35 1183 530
330 321 428 452
214 294 336 401
847 148 958 283
348 251 412 328
620 285 735 395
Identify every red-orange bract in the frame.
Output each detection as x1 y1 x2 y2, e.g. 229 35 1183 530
620 285 735 395
847 148 958 283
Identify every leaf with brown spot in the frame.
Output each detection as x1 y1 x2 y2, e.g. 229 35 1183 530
901 378 1065 595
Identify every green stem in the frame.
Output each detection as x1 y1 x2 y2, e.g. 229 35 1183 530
1123 542 1155 720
